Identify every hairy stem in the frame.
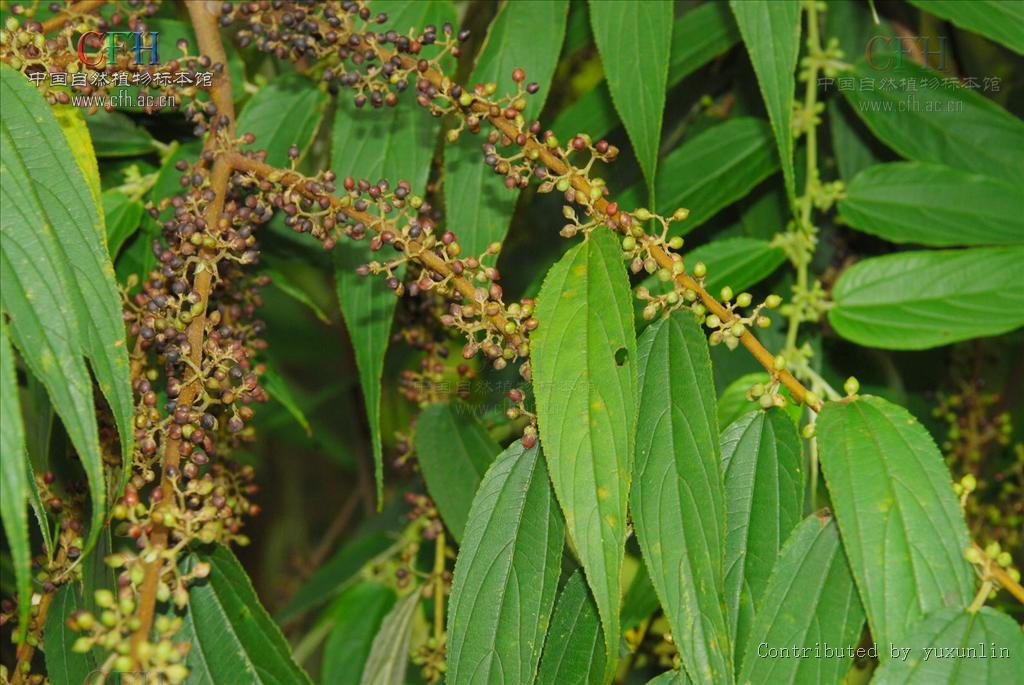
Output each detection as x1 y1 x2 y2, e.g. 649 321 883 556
130 0 237 661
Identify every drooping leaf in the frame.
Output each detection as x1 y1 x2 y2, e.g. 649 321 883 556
730 0 802 203
618 118 779 235
631 311 731 685
0 321 31 641
838 162 1023 247
237 72 328 166
908 1 1024 55
817 396 976 653
44 584 98 685
829 247 1024 349
1 66 133 553
262 367 311 436
722 409 803 655
102 189 145 257
737 514 866 682
536 571 606 685
275 531 395 624
180 545 312 684
331 0 455 504
263 262 332 324
321 583 397 685
445 0 568 255
872 606 1024 683
447 443 564 685
359 588 422 685
415 402 500 543
54 105 103 212
532 229 637 675
842 59 1024 185
84 109 158 157
554 2 738 142
589 0 673 199
620 563 660 631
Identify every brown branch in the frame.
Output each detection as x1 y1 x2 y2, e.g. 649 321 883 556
224 153 525 350
10 592 54 685
40 0 105 33
974 542 1024 606
130 0 237 661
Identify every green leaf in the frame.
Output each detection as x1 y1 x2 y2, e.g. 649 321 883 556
554 2 739 142
589 0 673 199
908 1 1024 55
620 563 660 631
536 570 606 685
730 0 802 203
275 531 395 624
631 311 731 684
532 229 637 675
54 105 103 213
322 583 397 685
838 162 1024 247
444 0 568 255
817 396 976 653
237 73 328 166
872 606 1024 684
829 247 1024 349
360 588 421 685
737 514 866 682
0 321 31 641
44 584 98 685
102 189 145 257
685 237 786 294
332 0 455 504
447 442 564 685
415 402 500 542
263 262 332 324
842 59 1024 185
1 66 133 553
722 409 803 656
262 367 311 437
180 546 311 684
645 672 692 685
618 118 779 236
85 109 157 157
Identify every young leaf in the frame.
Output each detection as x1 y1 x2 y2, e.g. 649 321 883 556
842 60 1024 185
589 0 673 199
872 606 1024 684
722 409 803 655
360 588 422 685
0 321 31 641
536 571 606 685
838 163 1024 247
237 73 329 166
180 546 312 684
322 583 397 685
631 311 732 684
275 531 395 624
737 514 865 682
908 1 1024 55
554 2 739 142
729 0 802 203
84 109 157 157
829 247 1024 350
262 367 312 437
415 402 500 542
447 442 564 685
1 65 133 553
444 0 569 255
331 0 455 504
532 229 637 674
44 585 98 685
617 118 779 235
817 396 976 654
102 189 144 257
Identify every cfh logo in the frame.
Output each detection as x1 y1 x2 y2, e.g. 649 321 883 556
76 31 160 67
865 35 948 71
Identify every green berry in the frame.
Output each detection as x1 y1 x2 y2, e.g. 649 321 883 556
844 376 860 396
720 286 733 302
621 236 636 251
693 261 707 278
736 292 752 308
764 294 782 309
